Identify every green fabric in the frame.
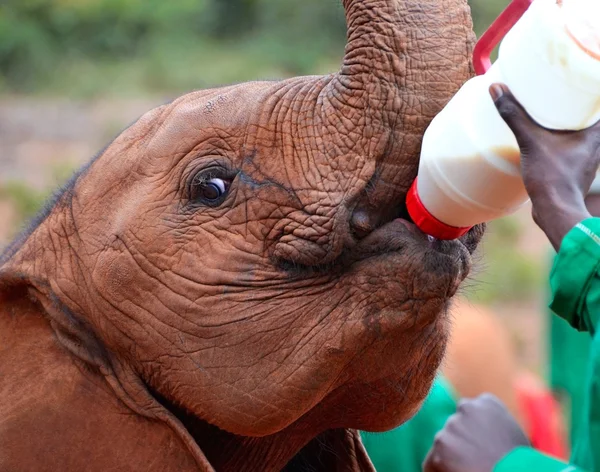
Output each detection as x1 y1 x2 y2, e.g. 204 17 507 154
549 219 600 334
549 286 592 446
550 218 600 471
497 218 600 471
361 376 456 472
494 447 582 472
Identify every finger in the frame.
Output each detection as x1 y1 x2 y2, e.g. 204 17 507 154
423 434 450 472
589 118 600 146
456 398 471 412
423 449 444 472
590 114 600 131
478 393 505 408
489 83 539 152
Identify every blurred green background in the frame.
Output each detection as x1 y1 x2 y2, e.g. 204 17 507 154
1 0 503 97
0 0 550 370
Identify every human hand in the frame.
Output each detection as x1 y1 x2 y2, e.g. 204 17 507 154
423 394 530 472
490 83 600 251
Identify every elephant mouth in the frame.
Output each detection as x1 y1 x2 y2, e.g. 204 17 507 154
337 196 485 299
394 200 482 256
345 199 481 269
277 200 482 291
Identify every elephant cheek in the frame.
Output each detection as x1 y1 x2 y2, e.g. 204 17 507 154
93 250 139 304
90 249 156 351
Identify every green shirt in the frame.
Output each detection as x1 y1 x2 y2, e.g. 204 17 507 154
361 376 456 472
549 276 592 446
495 218 600 472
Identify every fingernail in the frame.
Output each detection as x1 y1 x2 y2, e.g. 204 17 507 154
489 84 504 102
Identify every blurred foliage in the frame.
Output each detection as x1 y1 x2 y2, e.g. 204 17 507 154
0 0 505 97
465 217 544 304
0 163 75 236
0 181 46 225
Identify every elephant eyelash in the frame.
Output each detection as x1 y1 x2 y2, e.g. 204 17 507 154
185 166 237 208
190 172 215 188
362 170 382 201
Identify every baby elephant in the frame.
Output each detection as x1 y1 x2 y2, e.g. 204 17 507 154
0 0 482 470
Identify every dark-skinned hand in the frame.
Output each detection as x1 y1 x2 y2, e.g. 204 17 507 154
489 83 600 251
422 394 530 472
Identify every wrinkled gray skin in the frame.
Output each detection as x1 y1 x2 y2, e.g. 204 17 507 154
0 0 483 470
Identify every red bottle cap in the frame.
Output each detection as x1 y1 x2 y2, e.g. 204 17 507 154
405 179 472 241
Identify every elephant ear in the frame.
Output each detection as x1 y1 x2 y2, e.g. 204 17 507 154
283 429 375 472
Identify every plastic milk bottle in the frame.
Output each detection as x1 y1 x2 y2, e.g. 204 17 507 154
406 0 600 240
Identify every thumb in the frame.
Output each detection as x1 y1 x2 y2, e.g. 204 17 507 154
489 83 537 152
590 116 600 147
422 450 443 472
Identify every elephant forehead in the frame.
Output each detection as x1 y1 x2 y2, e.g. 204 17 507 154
144 82 274 162
239 119 378 206
238 153 372 211
138 79 377 202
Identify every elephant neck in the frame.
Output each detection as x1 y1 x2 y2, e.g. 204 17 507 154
0 185 376 472
150 387 374 472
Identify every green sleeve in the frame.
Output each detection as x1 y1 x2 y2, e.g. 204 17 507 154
494 447 584 472
545 218 600 471
549 218 600 334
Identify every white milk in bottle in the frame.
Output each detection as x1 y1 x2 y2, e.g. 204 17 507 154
406 0 600 240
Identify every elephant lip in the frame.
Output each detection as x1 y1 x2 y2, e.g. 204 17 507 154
394 199 483 255
361 196 451 252
395 217 440 246
395 216 426 237
347 218 469 266
395 200 439 242
276 204 479 278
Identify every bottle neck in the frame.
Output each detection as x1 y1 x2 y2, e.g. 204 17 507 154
405 179 472 241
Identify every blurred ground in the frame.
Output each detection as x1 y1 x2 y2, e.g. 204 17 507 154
0 0 553 376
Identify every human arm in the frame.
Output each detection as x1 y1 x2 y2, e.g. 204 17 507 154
422 223 600 472
488 84 600 252
423 85 600 472
422 394 583 472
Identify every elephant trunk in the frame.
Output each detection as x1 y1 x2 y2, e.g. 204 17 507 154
319 0 477 239
338 0 476 132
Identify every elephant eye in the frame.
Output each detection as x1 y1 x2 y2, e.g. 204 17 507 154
189 169 232 206
203 179 227 200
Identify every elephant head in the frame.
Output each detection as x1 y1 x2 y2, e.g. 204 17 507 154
0 0 481 470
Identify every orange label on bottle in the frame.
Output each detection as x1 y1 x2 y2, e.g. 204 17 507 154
563 0 600 60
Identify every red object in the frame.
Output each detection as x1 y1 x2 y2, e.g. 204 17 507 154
515 373 569 461
473 0 535 76
405 179 471 240
407 0 535 239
